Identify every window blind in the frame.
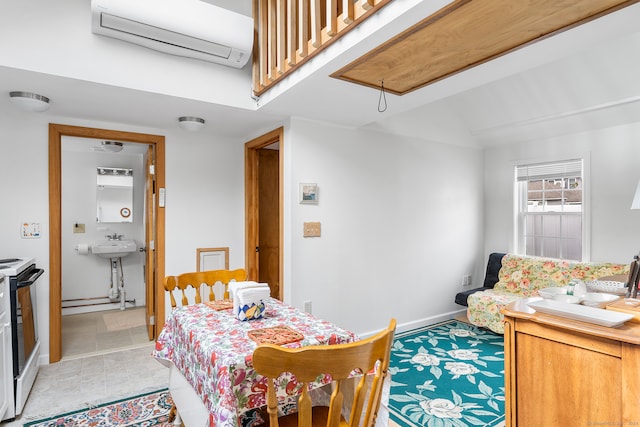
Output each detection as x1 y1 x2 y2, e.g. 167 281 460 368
516 159 582 182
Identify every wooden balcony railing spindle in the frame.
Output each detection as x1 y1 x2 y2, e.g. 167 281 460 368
287 0 298 65
277 0 286 73
327 0 337 36
298 0 309 57
362 0 375 10
258 0 269 88
310 0 322 48
254 0 392 96
343 0 354 24
268 0 277 81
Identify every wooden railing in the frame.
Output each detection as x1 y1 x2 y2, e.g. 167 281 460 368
252 0 393 97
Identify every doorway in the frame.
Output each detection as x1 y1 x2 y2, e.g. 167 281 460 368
245 128 283 299
48 124 166 363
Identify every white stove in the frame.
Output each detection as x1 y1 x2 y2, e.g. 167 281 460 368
0 258 34 277
0 256 42 422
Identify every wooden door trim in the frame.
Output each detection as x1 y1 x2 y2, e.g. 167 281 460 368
144 144 156 340
245 127 284 299
48 123 166 363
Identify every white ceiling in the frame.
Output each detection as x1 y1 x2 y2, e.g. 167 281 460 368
2 0 640 148
200 0 252 17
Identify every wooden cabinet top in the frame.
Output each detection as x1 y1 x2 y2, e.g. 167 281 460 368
502 298 640 345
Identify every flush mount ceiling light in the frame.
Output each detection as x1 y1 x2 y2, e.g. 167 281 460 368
101 141 124 152
9 91 50 112
178 116 205 132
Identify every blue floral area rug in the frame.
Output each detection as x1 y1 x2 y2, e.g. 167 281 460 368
23 389 173 427
388 320 505 427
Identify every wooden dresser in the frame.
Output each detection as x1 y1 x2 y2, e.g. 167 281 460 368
502 299 640 427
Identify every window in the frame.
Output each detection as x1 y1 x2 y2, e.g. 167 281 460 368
515 159 583 261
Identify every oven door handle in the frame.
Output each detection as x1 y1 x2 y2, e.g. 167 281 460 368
16 268 44 288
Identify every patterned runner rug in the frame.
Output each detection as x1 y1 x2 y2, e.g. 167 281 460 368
388 320 505 427
23 389 173 427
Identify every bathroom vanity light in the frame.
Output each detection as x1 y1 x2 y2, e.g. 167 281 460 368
9 91 50 112
178 116 205 132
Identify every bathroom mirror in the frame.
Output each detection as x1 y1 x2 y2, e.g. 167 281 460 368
96 167 133 223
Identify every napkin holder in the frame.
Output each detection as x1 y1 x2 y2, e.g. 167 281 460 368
233 283 270 321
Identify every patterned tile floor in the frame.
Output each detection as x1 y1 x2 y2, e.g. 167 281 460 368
3 309 168 426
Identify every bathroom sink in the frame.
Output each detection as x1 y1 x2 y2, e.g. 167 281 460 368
92 239 137 258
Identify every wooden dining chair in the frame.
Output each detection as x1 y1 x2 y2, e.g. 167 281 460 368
252 318 396 427
164 268 247 424
164 268 247 308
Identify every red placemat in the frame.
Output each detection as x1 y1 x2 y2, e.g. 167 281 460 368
248 325 304 345
204 299 233 311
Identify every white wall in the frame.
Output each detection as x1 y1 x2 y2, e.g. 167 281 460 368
1 0 639 368
0 105 247 365
61 148 145 314
0 100 484 366
162 132 247 294
0 0 254 110
285 118 485 335
484 121 640 264
0 110 55 366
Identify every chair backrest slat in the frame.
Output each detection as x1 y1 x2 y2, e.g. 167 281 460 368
164 268 247 308
253 318 396 427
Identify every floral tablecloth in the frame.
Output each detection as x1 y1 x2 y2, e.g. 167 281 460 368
152 298 357 427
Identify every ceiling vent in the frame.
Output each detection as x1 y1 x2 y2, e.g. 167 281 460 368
91 0 253 69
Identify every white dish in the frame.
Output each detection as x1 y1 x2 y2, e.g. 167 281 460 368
581 292 619 308
527 299 633 327
538 287 567 299
585 280 627 296
552 294 581 304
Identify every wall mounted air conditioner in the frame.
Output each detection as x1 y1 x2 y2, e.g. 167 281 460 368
91 0 253 69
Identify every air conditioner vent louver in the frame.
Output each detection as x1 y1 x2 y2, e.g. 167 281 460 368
91 0 252 68
100 13 233 60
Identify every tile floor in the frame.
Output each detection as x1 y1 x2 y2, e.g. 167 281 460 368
61 307 152 359
2 308 169 426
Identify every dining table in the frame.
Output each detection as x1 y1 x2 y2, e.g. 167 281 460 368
152 297 362 427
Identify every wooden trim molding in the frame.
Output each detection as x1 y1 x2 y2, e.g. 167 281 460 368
48 124 166 363
196 247 230 271
331 0 639 95
245 127 284 299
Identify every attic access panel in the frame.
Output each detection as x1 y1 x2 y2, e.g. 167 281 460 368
331 0 638 95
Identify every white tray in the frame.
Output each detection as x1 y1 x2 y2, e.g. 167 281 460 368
527 299 633 328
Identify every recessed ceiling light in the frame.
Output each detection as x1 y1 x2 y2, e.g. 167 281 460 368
9 91 50 112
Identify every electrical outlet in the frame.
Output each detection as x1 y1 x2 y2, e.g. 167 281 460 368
304 300 312 313
73 223 85 233
462 275 472 287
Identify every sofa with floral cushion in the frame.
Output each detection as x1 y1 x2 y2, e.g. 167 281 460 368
455 252 505 307
466 253 629 334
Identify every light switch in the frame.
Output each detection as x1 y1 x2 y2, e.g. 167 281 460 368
73 223 85 233
303 222 321 237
